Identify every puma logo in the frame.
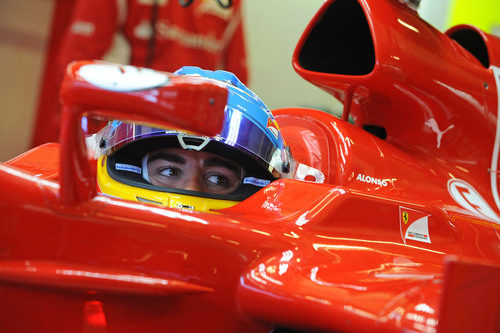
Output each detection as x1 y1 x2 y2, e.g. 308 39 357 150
425 119 454 148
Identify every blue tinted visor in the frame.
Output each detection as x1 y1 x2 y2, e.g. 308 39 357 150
96 109 287 177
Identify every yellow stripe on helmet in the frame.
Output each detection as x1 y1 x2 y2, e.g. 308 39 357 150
97 156 239 212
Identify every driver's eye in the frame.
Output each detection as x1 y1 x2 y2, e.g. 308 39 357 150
205 173 232 189
159 167 182 178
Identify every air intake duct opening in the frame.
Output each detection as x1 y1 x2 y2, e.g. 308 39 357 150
298 0 375 75
448 28 490 68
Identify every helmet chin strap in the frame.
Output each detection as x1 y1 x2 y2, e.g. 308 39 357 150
142 153 151 183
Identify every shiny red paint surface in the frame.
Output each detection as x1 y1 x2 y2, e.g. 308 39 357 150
293 0 500 216
1 1 500 332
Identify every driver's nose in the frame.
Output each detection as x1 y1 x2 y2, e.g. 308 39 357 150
183 174 202 192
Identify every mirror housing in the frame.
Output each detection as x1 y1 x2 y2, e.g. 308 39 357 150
59 61 228 205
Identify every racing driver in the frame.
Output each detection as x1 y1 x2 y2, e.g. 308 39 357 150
94 67 324 212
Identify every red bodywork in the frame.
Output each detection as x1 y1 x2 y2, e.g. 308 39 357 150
1 0 499 332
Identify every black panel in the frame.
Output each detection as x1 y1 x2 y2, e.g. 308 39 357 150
363 125 387 140
298 0 375 75
449 29 490 68
271 328 317 333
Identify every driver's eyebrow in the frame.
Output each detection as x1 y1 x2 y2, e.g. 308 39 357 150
204 157 240 175
149 153 186 164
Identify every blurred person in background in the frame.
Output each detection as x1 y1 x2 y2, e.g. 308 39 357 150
32 0 247 146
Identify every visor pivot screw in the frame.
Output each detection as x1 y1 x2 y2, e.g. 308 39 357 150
99 139 107 149
208 97 215 105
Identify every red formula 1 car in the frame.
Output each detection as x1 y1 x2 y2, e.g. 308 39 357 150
1 0 499 332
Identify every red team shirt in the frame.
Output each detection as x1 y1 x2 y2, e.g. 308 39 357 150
33 0 247 145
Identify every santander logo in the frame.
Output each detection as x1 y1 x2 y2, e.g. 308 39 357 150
356 173 388 187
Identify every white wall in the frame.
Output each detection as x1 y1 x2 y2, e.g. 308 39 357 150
418 0 452 31
0 0 53 161
244 0 342 115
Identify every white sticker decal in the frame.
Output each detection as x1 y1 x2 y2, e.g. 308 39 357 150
115 163 142 174
243 177 271 187
448 178 500 224
78 64 169 92
295 164 325 183
405 216 431 243
399 206 431 244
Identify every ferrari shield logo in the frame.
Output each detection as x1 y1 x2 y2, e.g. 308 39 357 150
402 211 409 224
399 206 431 244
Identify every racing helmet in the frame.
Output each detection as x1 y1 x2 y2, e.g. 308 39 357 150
95 67 296 212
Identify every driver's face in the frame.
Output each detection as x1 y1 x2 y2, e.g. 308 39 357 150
147 148 242 194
